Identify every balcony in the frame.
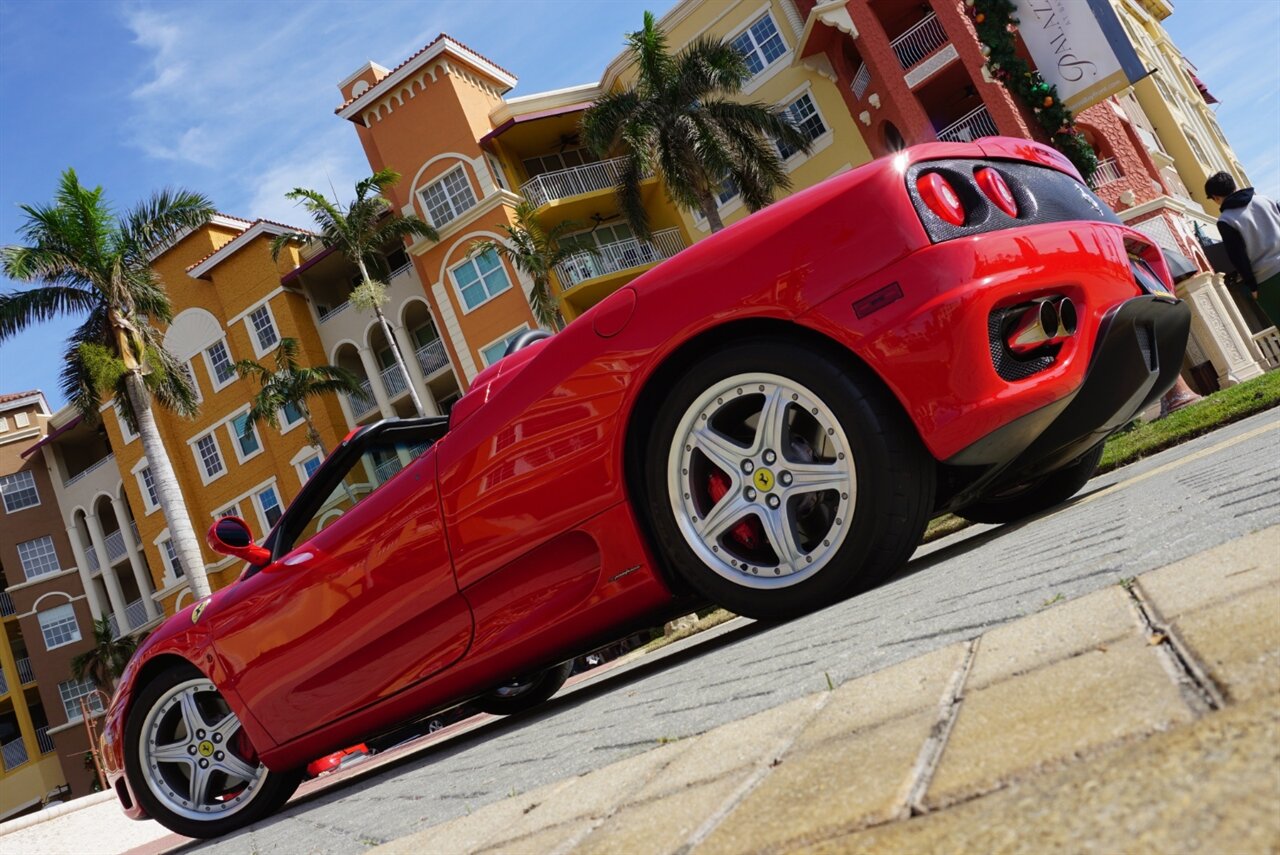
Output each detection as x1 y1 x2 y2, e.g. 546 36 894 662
64 454 115 488
852 62 872 100
0 665 6 696
348 380 377 417
1089 157 1124 189
937 106 998 143
0 591 14 617
380 363 409 399
891 13 947 70
374 457 403 484
2 736 28 771
416 339 450 378
106 597 149 640
554 228 686 290
520 157 636 208
16 656 34 685
318 301 350 323
36 726 54 755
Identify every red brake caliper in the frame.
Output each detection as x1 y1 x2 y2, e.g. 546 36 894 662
707 471 764 550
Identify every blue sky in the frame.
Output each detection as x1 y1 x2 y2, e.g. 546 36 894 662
1 0 1277 410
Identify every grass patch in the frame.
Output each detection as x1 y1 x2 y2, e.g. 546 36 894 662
1098 370 1280 473
922 371 1280 544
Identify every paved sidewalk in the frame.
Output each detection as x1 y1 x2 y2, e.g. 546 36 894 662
375 525 1280 855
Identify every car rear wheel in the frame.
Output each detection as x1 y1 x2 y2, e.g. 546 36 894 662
124 664 301 839
644 339 934 620
472 661 574 716
958 444 1105 525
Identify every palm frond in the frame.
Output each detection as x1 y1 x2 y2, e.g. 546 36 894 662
0 285 100 341
121 188 215 260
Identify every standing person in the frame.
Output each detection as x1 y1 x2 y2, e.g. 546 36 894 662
1205 171 1280 327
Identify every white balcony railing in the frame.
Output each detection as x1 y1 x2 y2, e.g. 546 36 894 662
16 656 34 684
0 666 7 696
1253 327 1280 370
380 363 409 399
374 457 403 484
124 598 149 632
104 529 127 565
64 454 115 488
1 736 28 771
852 62 872 99
1089 157 1124 189
0 591 14 617
389 261 414 280
937 106 999 143
554 228 686 290
36 726 54 755
891 12 947 70
106 611 118 639
521 157 638 208
416 339 450 378
348 380 377 417
318 301 350 323
86 549 99 574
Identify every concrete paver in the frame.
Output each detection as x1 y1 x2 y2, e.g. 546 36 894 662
1172 591 1280 703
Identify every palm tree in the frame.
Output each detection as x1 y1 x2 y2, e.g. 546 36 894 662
470 201 594 330
1 169 215 599
234 337 363 458
270 170 436 417
582 10 811 234
71 618 139 693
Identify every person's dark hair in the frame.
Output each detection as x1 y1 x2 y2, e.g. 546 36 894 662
1204 171 1236 199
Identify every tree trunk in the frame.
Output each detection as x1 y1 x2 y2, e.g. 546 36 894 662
124 371 211 599
300 407 328 459
698 191 726 233
357 259 426 418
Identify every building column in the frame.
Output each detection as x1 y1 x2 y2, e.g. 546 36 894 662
391 323 440 416
65 524 104 620
1177 272 1267 387
357 346 395 418
84 513 129 632
111 496 159 621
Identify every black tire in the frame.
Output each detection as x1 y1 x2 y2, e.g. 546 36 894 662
472 662 574 715
124 663 302 839
643 338 935 621
958 444 1105 525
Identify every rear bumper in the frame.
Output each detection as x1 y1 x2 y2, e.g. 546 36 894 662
948 293 1190 470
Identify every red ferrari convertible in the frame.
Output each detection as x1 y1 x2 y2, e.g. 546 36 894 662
100 139 1188 836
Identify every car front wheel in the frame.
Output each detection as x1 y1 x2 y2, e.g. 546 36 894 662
124 664 301 839
644 338 934 620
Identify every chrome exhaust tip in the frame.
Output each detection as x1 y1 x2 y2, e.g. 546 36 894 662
1007 300 1059 355
1053 297 1078 339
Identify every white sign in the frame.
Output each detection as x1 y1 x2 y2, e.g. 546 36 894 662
1014 0 1147 112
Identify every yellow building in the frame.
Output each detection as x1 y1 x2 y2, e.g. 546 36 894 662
1112 0 1250 211
0 606 62 819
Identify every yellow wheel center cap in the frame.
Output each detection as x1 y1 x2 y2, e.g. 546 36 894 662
198 741 215 757
753 468 775 492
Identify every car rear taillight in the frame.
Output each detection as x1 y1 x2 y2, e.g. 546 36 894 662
975 167 1018 217
916 172 966 226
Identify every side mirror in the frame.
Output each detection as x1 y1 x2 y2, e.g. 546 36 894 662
206 516 272 566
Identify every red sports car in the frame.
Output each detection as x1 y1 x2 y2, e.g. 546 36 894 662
100 139 1188 837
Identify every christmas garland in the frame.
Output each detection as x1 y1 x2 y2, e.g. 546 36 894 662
967 0 1099 183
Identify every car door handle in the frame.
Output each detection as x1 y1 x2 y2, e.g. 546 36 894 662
281 551 315 567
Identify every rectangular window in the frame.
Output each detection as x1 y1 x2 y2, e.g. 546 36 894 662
777 93 828 160
115 402 139 442
205 340 236 387
301 454 323 482
451 249 512 311
217 503 242 520
420 166 477 228
39 603 81 650
1 470 39 512
257 485 283 529
139 466 159 510
0 416 8 431
14 412 30 428
730 13 786 78
230 414 261 460
17 535 61 580
195 433 224 479
248 306 279 352
385 248 410 276
480 325 531 367
60 677 104 721
521 148 599 179
161 537 184 578
280 401 304 429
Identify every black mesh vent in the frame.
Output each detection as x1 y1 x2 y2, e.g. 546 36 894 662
988 307 1057 381
1135 324 1156 370
907 159 1121 244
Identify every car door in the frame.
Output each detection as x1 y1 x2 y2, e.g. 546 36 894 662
210 420 472 745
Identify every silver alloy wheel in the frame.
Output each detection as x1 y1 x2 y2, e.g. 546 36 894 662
139 677 267 821
667 372 855 589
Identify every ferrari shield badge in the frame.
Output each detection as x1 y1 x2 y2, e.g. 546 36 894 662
191 599 209 624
